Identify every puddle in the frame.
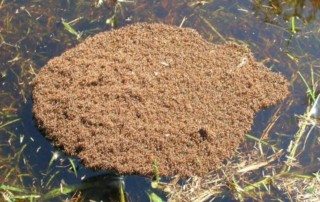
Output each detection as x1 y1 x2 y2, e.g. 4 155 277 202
0 0 320 201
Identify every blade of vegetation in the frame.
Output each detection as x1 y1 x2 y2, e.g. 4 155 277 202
43 179 109 200
151 160 160 189
147 192 163 202
10 194 40 200
43 183 87 200
298 70 317 104
200 16 226 42
45 171 60 188
48 151 59 168
291 16 297 33
0 184 26 193
61 19 82 39
68 158 78 177
0 184 40 201
245 134 279 151
43 184 78 200
119 182 126 202
0 118 20 130
106 15 117 27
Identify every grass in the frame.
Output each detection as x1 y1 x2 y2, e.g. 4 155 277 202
0 118 20 130
0 140 40 201
120 182 126 202
291 16 297 34
298 68 318 104
68 158 78 177
0 184 40 201
151 160 160 188
147 191 164 202
61 18 83 40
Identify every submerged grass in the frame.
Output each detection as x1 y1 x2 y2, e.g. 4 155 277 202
61 19 82 40
0 118 20 130
291 16 297 34
298 68 318 104
0 184 40 201
0 140 40 201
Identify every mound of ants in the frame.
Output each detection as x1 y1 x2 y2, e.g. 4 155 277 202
33 23 289 177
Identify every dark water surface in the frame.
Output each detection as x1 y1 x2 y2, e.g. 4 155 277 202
1 0 320 201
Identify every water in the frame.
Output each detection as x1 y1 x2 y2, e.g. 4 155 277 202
1 0 320 201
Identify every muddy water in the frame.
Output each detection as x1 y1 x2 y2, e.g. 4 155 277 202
0 0 319 201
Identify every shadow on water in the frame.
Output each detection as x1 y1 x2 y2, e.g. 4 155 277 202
1 0 320 201
41 174 152 202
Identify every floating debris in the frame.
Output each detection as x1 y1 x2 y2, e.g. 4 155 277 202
32 23 289 177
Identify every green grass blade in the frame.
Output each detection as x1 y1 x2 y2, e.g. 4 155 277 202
0 184 26 193
68 158 78 177
298 71 316 103
120 182 126 202
11 194 40 199
151 160 160 188
245 134 278 151
291 16 296 33
147 192 163 202
61 19 81 39
43 181 97 200
45 171 60 188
